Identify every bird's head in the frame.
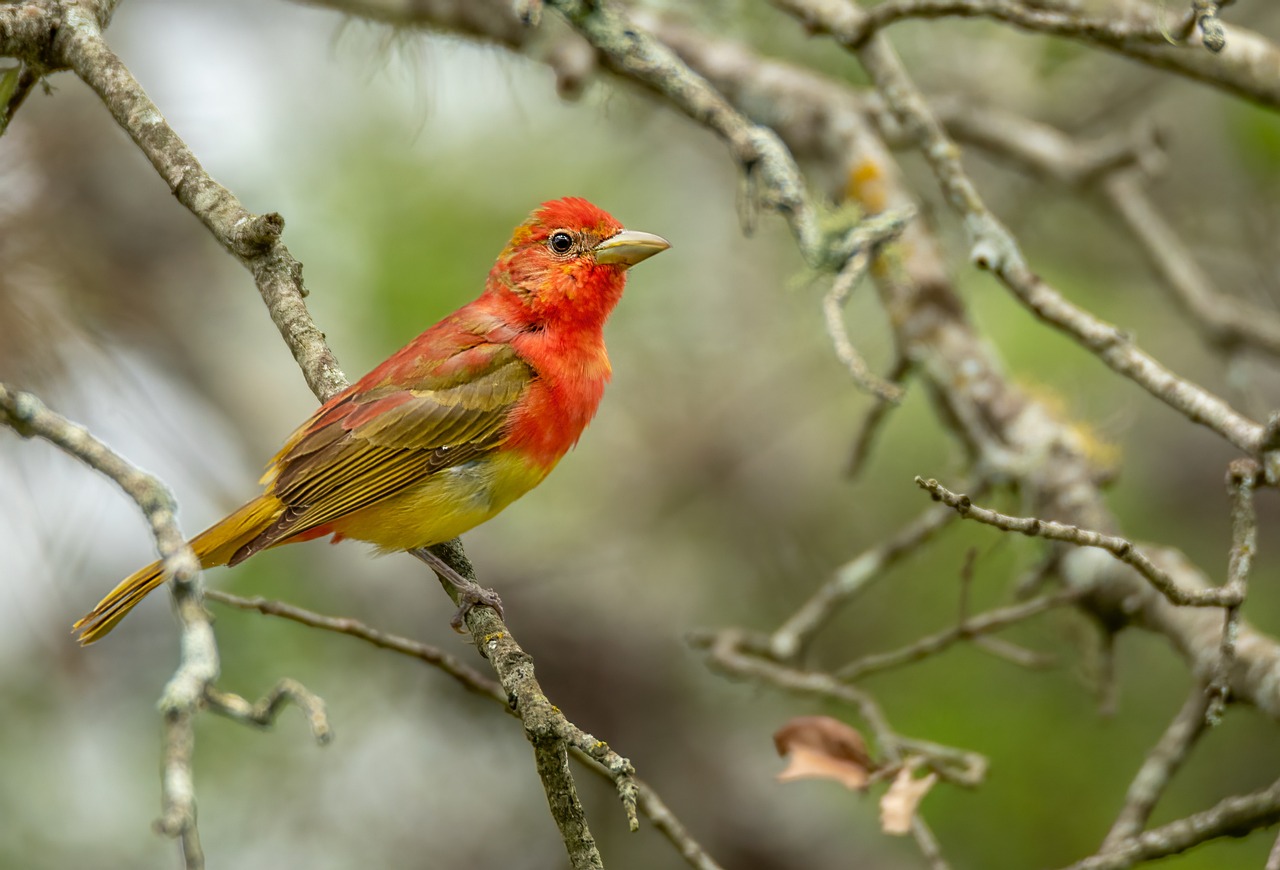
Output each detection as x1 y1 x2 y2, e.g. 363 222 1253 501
488 197 669 330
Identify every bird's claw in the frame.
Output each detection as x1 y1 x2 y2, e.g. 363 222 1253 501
449 583 504 633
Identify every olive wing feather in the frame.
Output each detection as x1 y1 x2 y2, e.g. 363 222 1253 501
229 344 533 563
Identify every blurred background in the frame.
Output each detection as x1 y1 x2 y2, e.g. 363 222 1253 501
3 1 1280 867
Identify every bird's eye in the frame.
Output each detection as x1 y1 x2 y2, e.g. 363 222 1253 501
549 231 574 255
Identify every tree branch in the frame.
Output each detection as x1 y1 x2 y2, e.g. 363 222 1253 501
835 588 1082 681
772 0 1269 458
769 501 963 660
0 384 328 870
1063 776 1280 870
785 0 1280 107
1099 687 1212 851
915 476 1242 608
6 4 646 865
52 3 346 401
204 588 724 870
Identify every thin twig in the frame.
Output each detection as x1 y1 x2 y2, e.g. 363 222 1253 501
837 588 1082 680
206 589 721 868
0 384 209 867
1061 777 1280 869
971 635 1057 670
698 629 986 788
915 476 1241 607
1099 687 1211 851
204 589 507 702
1208 459 1261 722
822 212 915 401
204 680 333 741
770 501 963 660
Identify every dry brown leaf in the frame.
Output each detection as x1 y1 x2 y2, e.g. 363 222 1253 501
773 715 877 791
879 762 937 835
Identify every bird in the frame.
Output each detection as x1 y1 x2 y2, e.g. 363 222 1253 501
74 197 669 644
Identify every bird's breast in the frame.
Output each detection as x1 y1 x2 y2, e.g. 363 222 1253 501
503 333 611 469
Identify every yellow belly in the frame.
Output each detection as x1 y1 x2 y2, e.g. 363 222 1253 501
328 451 555 551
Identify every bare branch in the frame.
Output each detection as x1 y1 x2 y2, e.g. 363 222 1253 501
205 590 508 702
916 477 1241 608
925 102 1280 361
1208 459 1262 720
1063 777 1280 869
205 680 333 743
781 0 1280 105
770 501 962 660
822 210 915 402
772 0 1269 457
836 588 1082 680
206 590 722 869
51 5 346 402
1100 688 1212 851
0 383 323 869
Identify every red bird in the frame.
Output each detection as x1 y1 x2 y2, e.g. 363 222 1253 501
76 197 669 643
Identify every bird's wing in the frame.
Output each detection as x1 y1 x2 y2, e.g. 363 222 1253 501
230 342 533 563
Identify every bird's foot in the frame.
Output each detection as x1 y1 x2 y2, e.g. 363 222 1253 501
409 546 505 633
449 583 504 633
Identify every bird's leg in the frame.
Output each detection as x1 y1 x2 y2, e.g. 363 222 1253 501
409 547 505 632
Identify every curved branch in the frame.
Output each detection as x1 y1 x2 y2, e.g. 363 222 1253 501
0 384 327 869
782 0 1280 109
53 4 346 401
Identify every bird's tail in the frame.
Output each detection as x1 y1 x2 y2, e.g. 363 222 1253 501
74 494 283 645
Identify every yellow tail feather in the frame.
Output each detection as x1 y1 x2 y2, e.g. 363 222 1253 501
74 495 283 645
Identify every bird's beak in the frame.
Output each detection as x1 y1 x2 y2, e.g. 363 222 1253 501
593 229 671 268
